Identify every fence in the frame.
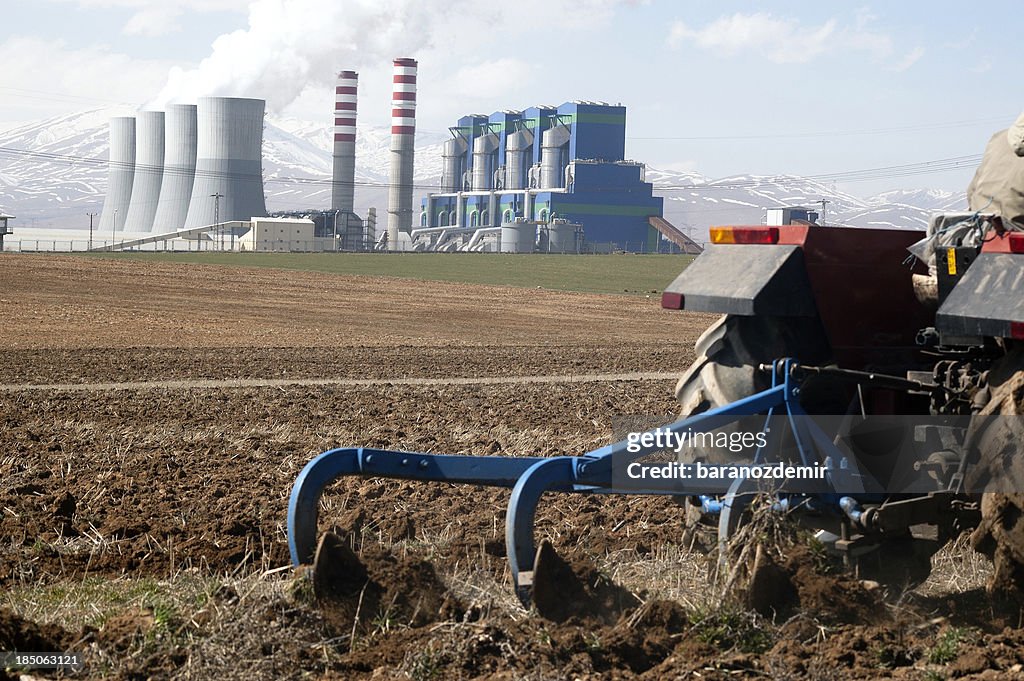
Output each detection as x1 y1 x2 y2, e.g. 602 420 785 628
0 239 368 253
0 238 698 255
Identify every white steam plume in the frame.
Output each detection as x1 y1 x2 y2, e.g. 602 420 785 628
149 0 452 112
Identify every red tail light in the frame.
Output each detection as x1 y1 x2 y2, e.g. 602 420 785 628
709 226 779 245
661 292 685 309
1011 322 1024 340
1009 233 1024 253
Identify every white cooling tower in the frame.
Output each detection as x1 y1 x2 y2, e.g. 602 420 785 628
152 104 197 233
98 117 136 235
183 97 267 230
122 111 165 232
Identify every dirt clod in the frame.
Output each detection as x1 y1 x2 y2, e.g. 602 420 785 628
531 539 640 623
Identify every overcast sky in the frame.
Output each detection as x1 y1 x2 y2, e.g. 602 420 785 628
0 0 1018 195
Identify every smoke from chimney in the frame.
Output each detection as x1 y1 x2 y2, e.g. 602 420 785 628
148 0 440 113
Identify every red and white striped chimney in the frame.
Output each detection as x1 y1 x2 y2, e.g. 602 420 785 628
387 57 417 250
331 70 358 213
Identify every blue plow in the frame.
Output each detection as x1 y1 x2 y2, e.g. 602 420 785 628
288 360 880 604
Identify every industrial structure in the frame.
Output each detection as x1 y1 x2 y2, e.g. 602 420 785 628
122 110 164 232
95 58 693 255
0 212 13 250
332 71 358 214
96 73 377 250
387 58 417 250
183 97 268 230
98 97 268 238
327 70 370 247
98 116 135 234
414 101 685 253
152 104 198 233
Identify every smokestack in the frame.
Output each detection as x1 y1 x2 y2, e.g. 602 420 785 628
99 117 136 235
122 111 165 232
152 104 197 233
387 57 417 250
331 71 358 213
184 97 268 230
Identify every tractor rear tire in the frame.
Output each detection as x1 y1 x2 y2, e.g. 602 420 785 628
676 314 837 415
675 314 837 464
674 314 833 548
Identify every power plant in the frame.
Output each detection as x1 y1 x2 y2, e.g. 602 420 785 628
96 56 694 254
414 102 687 253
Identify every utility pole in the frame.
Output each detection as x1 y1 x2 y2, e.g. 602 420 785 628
818 199 830 227
210 193 223 250
87 212 97 251
112 208 118 250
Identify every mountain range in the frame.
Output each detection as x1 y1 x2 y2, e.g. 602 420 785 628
0 108 968 240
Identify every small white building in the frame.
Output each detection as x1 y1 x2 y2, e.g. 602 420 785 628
235 217 330 252
0 213 13 250
766 207 820 226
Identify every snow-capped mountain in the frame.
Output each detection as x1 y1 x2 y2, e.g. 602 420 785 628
649 168 968 237
0 108 967 234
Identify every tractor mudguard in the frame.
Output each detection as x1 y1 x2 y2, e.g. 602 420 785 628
935 253 1024 340
662 244 818 316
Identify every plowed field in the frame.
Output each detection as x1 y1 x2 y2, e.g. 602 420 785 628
1 254 1018 680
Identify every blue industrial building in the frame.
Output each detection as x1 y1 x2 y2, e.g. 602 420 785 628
417 101 672 252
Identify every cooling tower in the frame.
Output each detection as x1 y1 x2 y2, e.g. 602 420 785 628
151 104 197 233
332 71 358 212
98 117 136 235
184 97 267 230
122 111 165 232
387 57 417 249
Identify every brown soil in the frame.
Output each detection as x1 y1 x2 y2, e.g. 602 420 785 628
531 539 641 623
0 607 74 652
1 254 1023 680
0 254 707 351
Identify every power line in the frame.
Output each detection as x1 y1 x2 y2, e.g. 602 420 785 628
0 144 981 197
647 155 982 190
628 116 1015 141
0 86 140 107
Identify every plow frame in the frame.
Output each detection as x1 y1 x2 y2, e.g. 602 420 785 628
288 360 899 602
